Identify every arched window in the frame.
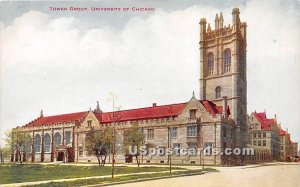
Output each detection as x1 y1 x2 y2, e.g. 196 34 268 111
215 86 221 99
54 132 61 146
44 134 51 153
208 53 214 75
34 134 41 153
223 49 231 73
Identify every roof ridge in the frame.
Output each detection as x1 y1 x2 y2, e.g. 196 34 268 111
101 102 187 114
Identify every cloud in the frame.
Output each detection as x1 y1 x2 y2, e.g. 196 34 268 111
0 0 300 144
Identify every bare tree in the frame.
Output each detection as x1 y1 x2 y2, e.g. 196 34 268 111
5 129 32 164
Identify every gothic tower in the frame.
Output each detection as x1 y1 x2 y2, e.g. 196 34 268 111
199 8 247 149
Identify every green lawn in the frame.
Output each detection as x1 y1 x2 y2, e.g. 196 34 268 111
0 164 181 184
31 169 217 187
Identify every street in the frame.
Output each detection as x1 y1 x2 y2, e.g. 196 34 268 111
112 163 300 187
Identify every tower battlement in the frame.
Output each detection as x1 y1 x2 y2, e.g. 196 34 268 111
200 8 247 41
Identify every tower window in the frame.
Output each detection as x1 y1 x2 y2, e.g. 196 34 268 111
208 53 214 75
223 48 231 73
215 86 221 99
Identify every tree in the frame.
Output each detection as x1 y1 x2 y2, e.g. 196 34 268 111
124 123 145 167
85 127 113 166
5 129 32 164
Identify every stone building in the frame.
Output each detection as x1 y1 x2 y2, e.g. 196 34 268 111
280 128 298 162
12 97 236 165
11 8 250 165
199 8 248 151
248 111 281 161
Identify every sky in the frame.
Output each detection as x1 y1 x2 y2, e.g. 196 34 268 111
0 0 299 148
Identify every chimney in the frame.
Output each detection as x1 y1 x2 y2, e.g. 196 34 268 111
222 96 228 118
152 103 157 107
40 110 43 118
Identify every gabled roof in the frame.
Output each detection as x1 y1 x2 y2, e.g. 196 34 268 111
22 100 227 127
253 112 276 130
24 111 88 127
200 100 230 116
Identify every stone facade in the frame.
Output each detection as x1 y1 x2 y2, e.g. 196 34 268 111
12 97 237 165
199 8 248 151
248 112 281 162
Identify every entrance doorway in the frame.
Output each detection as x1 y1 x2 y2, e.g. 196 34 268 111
125 155 133 163
57 152 64 161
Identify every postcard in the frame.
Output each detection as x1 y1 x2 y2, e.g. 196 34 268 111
0 0 299 186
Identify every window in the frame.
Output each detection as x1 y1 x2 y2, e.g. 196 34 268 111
87 120 92 127
24 141 32 152
263 133 266 138
65 131 71 145
204 142 213 155
208 53 214 75
258 133 261 138
188 143 198 150
54 132 61 146
79 146 83 157
44 133 51 153
147 129 154 140
215 86 221 99
223 48 231 73
222 126 226 138
253 140 257 146
187 125 197 137
258 140 262 146
253 133 256 138
189 109 197 120
34 134 41 153
263 140 266 146
170 127 177 139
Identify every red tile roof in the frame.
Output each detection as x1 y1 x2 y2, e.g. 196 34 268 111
99 103 186 123
253 112 276 130
24 111 88 127
280 128 286 136
22 100 227 126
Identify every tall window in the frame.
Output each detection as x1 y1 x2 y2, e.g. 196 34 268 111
44 134 51 153
187 125 197 137
208 53 214 75
147 129 154 140
170 127 177 139
215 86 221 99
34 134 41 153
54 132 61 146
222 126 226 138
223 48 231 73
65 131 71 145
